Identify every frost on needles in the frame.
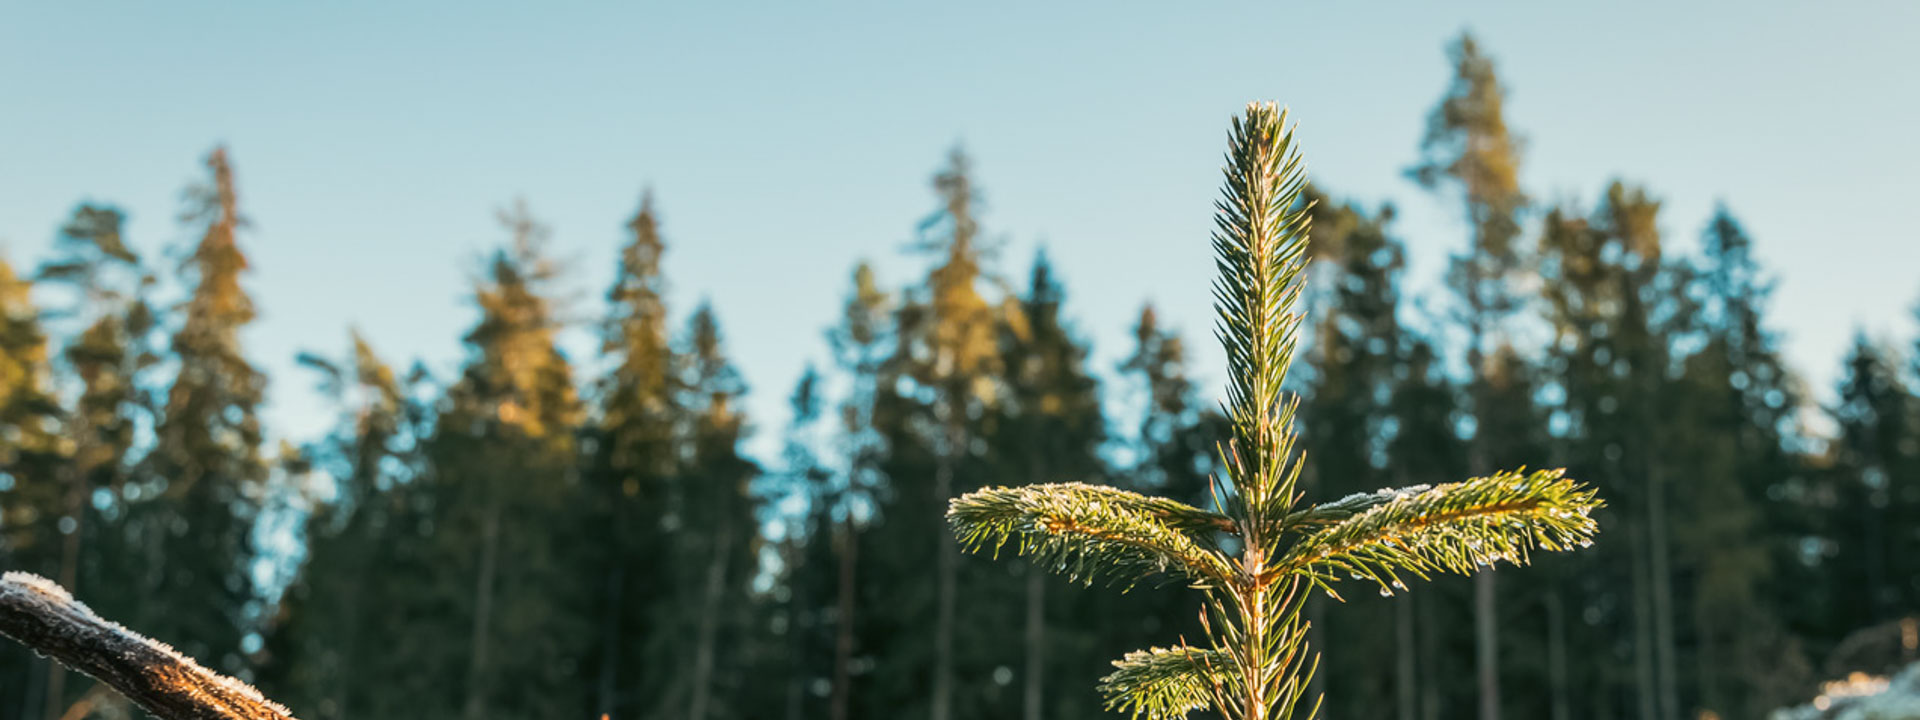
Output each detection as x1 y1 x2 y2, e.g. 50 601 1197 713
946 102 1604 720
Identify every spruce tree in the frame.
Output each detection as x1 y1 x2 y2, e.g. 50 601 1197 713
28 202 159 720
1299 194 1413 719
589 193 681 720
1655 207 1796 716
1534 186 1680 718
769 365 838 720
822 261 893 720
1407 35 1531 720
432 201 590 720
1382 338 1469 720
1828 336 1919 629
0 253 66 720
1106 305 1227 715
949 103 1601 720
257 332 418 720
899 148 1003 720
137 147 267 674
674 303 759 720
993 252 1105 720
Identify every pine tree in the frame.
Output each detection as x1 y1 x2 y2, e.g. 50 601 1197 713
769 365 837 720
257 332 418 720
0 253 66 720
822 261 893 720
432 201 590 720
1382 338 1469 720
1538 183 1716 718
1299 193 1413 719
1663 207 1796 717
993 252 1105 720
27 202 158 720
899 147 1003 720
1104 305 1228 717
950 102 1601 720
674 303 760 720
589 193 681 720
1408 35 1531 720
1828 336 1919 629
134 146 267 674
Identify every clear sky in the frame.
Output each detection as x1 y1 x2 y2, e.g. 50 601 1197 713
4 1 1917 460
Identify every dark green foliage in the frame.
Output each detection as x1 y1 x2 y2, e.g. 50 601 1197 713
135 147 267 674
426 202 594 720
587 194 683 720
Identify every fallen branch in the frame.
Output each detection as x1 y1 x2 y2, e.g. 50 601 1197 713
0 572 298 720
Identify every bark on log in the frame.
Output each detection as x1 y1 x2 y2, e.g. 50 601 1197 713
0 572 298 720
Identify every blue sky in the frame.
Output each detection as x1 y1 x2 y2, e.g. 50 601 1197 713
3 1 1917 459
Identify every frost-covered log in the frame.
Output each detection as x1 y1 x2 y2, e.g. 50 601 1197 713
0 572 298 720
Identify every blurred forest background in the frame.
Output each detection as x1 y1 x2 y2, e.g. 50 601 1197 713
3 28 1919 720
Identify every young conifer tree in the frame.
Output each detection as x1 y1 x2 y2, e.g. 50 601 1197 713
947 103 1604 719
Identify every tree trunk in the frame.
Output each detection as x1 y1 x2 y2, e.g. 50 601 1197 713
785 543 805 720
42 460 87 720
1547 590 1569 720
1648 463 1678 719
830 516 858 720
1467 337 1500 720
1024 568 1045 720
931 415 960 720
23 653 47 720
688 526 733 720
1696 599 1717 718
1392 465 1417 720
1023 454 1048 720
1475 571 1499 720
1419 592 1439 720
1629 517 1658 720
463 503 502 720
1396 592 1416 720
596 555 624 719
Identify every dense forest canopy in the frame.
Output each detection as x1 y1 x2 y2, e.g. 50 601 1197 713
2 31 1918 720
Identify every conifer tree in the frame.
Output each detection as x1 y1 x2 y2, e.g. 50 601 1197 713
28 203 158 720
1382 338 1468 720
258 332 418 720
950 102 1601 720
1654 207 1796 717
769 365 838 720
0 253 66 720
433 201 590 720
674 303 759 720
1828 336 1919 627
902 148 1002 720
1299 194 1413 719
589 192 681 720
1119 305 1228 511
1691 209 1807 658
1407 36 1531 719
822 262 892 720
994 252 1105 720
1103 305 1229 718
1535 185 1688 718
136 147 267 674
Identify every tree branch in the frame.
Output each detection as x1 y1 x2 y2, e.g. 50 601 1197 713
0 572 298 720
949 482 1237 589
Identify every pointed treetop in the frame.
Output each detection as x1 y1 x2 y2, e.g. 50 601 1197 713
1410 32 1527 262
1212 102 1314 514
